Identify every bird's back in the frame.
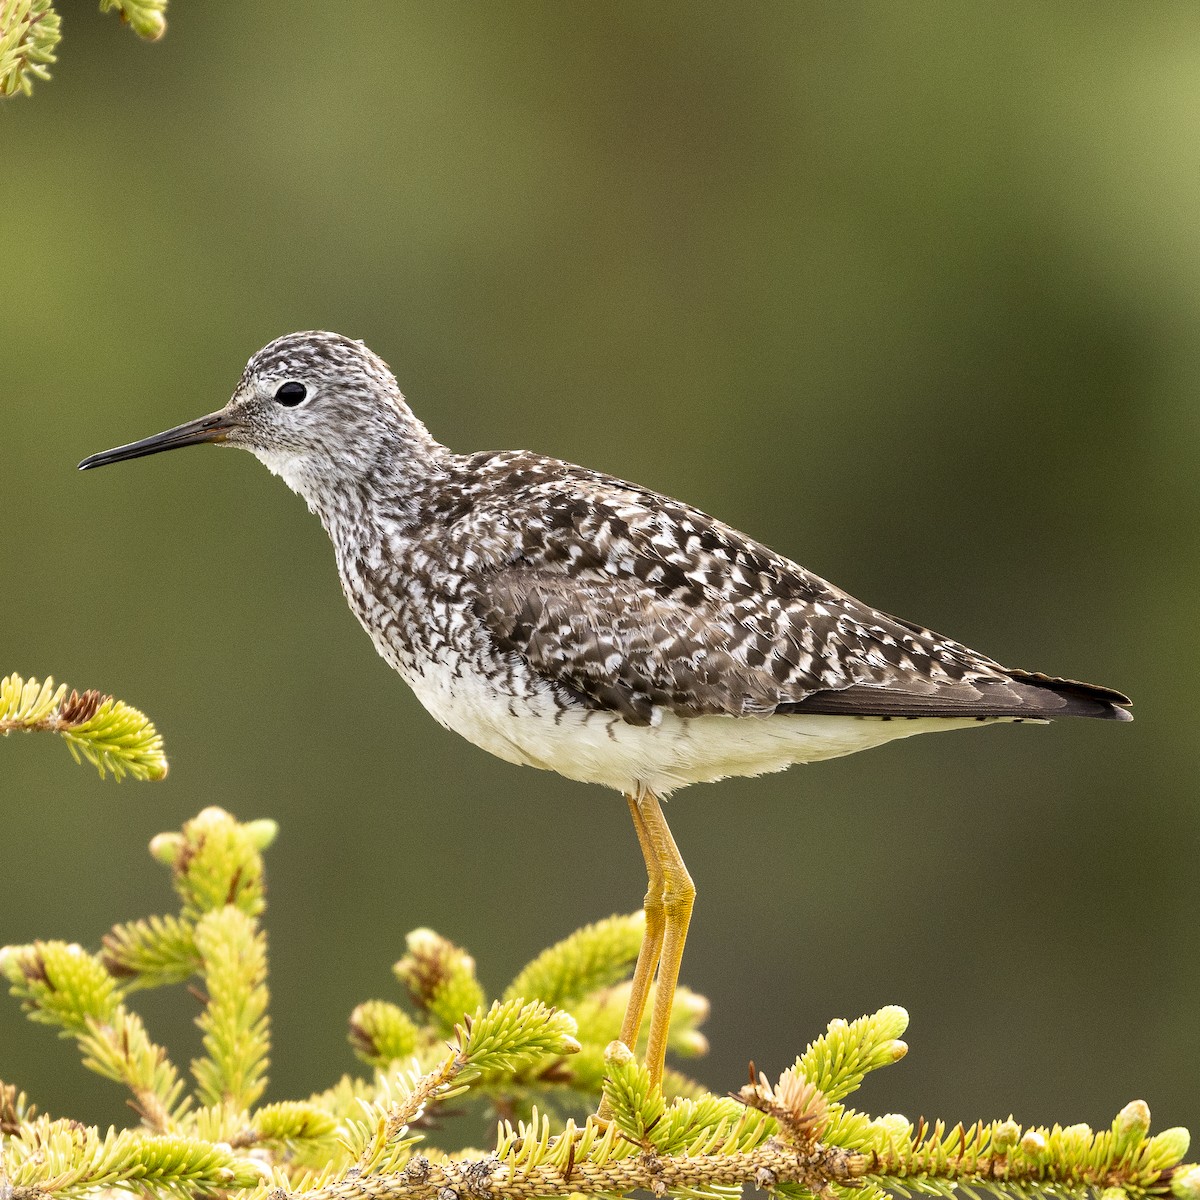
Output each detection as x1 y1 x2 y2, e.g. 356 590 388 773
381 449 1132 735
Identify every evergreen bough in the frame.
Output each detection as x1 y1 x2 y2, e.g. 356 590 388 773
0 673 167 780
0 0 165 97
1 696 1195 1200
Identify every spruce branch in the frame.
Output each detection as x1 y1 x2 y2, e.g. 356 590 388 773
280 1129 867 1200
344 1000 581 1178
102 913 199 990
76 1007 190 1131
794 1006 909 1103
365 915 704 1111
98 0 165 40
0 941 189 1131
349 1000 422 1068
503 913 645 1010
0 0 59 96
345 1059 467 1177
150 805 277 921
394 929 486 1036
279 1015 1194 1200
600 1040 664 1145
2 1115 264 1199
190 906 270 1111
279 1093 1195 1200
455 999 581 1081
858 1105 1195 1200
244 1101 340 1152
1 0 167 97
0 941 122 1036
2 808 1193 1200
0 673 167 780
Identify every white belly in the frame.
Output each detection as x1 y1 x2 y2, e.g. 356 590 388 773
399 654 1015 795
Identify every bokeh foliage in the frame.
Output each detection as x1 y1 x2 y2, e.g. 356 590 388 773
1 1 1195 1136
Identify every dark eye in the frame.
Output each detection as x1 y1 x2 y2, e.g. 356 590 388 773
274 381 308 406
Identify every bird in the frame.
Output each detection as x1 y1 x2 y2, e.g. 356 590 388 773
78 330 1132 1097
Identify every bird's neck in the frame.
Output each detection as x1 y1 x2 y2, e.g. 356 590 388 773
257 435 451 547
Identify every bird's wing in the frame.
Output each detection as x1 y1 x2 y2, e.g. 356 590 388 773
472 565 787 724
459 454 1130 724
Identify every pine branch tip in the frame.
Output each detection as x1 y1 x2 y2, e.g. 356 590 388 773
0 0 61 97
99 0 167 41
604 1039 635 1067
1 672 167 780
1173 1164 1200 1200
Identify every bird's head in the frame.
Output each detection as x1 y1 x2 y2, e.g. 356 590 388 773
78 331 441 506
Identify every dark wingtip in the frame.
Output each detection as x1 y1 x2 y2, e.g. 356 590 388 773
1007 670 1132 721
784 673 1133 721
1076 696 1134 721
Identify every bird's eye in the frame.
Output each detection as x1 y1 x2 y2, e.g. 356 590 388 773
274 381 308 406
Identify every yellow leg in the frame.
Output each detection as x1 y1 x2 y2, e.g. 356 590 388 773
617 790 666 1053
638 789 695 1093
597 789 667 1120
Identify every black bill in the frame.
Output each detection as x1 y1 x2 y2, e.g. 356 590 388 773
78 411 235 470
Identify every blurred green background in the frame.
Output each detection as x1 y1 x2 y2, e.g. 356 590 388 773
3 2 1197 1137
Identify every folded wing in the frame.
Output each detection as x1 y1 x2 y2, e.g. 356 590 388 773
462 456 1132 726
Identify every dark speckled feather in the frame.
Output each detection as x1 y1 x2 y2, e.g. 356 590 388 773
442 451 1130 726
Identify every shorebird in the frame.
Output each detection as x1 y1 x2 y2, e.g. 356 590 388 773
79 331 1132 1093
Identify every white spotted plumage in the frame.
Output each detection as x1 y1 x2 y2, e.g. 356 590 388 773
206 331 1132 797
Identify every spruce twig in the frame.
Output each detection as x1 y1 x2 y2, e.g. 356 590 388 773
0 0 164 97
0 0 59 96
0 673 167 780
98 0 165 40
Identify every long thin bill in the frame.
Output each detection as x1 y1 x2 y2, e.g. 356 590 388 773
78 411 235 470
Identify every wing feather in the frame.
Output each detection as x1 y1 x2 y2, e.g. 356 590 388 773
457 453 1130 724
